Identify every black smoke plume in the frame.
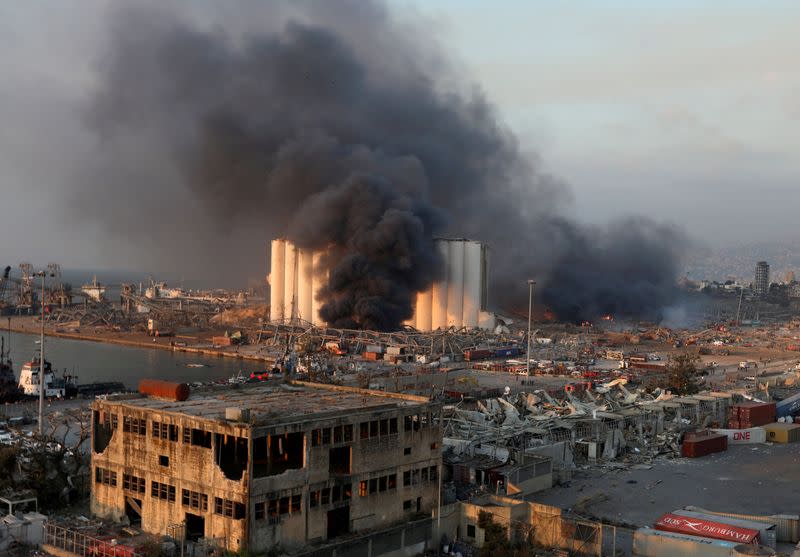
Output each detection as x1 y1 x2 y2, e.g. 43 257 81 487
76 1 685 329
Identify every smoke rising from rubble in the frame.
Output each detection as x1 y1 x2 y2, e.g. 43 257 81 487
77 1 685 328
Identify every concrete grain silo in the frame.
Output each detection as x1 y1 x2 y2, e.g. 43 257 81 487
269 237 492 330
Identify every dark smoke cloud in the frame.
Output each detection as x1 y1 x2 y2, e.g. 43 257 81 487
74 0 686 328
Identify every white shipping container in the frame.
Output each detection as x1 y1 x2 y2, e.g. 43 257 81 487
710 427 767 445
632 528 737 557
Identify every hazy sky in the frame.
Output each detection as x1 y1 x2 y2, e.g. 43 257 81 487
1 1 798 271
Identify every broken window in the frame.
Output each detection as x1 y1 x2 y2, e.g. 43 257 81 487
329 446 351 475
123 416 146 436
389 418 398 434
95 467 117 487
403 500 412 510
159 455 169 467
369 478 377 494
214 434 248 481
310 491 320 508
321 488 330 505
333 426 343 444
360 422 369 440
343 484 352 500
185 428 212 448
404 447 411 456
404 415 413 432
182 489 208 512
123 474 145 494
369 420 378 437
214 497 246 519
254 502 265 519
311 429 321 447
380 419 388 436
388 474 397 490
344 425 353 442
403 470 411 486
322 428 331 445
429 466 438 482
93 410 114 453
253 432 305 477
291 495 301 513
379 476 387 492
151 481 175 502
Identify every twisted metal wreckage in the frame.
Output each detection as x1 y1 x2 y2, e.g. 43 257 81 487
441 379 737 470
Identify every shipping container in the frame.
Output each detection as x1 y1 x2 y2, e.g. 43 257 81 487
386 346 404 356
673 509 775 548
365 344 384 354
728 402 776 427
363 351 382 361
710 427 767 445
655 513 759 544
682 432 727 458
685 506 800 544
629 361 668 372
494 347 521 358
632 528 738 557
762 422 800 443
464 349 493 361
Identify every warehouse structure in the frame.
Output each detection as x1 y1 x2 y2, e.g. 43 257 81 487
90 382 442 553
268 238 493 331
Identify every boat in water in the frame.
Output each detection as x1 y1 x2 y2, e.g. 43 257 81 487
18 351 77 399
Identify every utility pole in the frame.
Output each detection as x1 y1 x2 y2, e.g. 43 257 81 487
37 271 46 436
526 280 536 376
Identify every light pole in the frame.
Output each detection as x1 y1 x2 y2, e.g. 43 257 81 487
526 280 536 376
36 271 46 436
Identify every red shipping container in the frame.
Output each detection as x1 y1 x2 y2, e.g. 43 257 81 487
682 432 727 458
363 351 382 361
655 513 759 544
729 402 776 427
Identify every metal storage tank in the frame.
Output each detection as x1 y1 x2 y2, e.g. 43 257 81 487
283 242 297 322
269 239 286 322
311 251 324 326
446 240 465 327
297 249 314 323
462 240 482 328
431 240 449 329
415 290 432 331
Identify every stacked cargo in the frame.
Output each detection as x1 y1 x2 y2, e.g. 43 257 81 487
728 402 776 429
762 422 800 443
681 430 727 458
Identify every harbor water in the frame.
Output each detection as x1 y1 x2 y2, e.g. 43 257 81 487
4 331 263 388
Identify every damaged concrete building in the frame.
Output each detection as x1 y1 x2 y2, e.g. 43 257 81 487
90 382 442 553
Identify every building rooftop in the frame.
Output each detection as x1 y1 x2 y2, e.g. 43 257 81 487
102 381 431 426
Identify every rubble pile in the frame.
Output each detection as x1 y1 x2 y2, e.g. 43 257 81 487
441 381 737 477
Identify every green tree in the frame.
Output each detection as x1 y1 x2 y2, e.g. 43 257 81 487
664 353 701 395
476 511 535 557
